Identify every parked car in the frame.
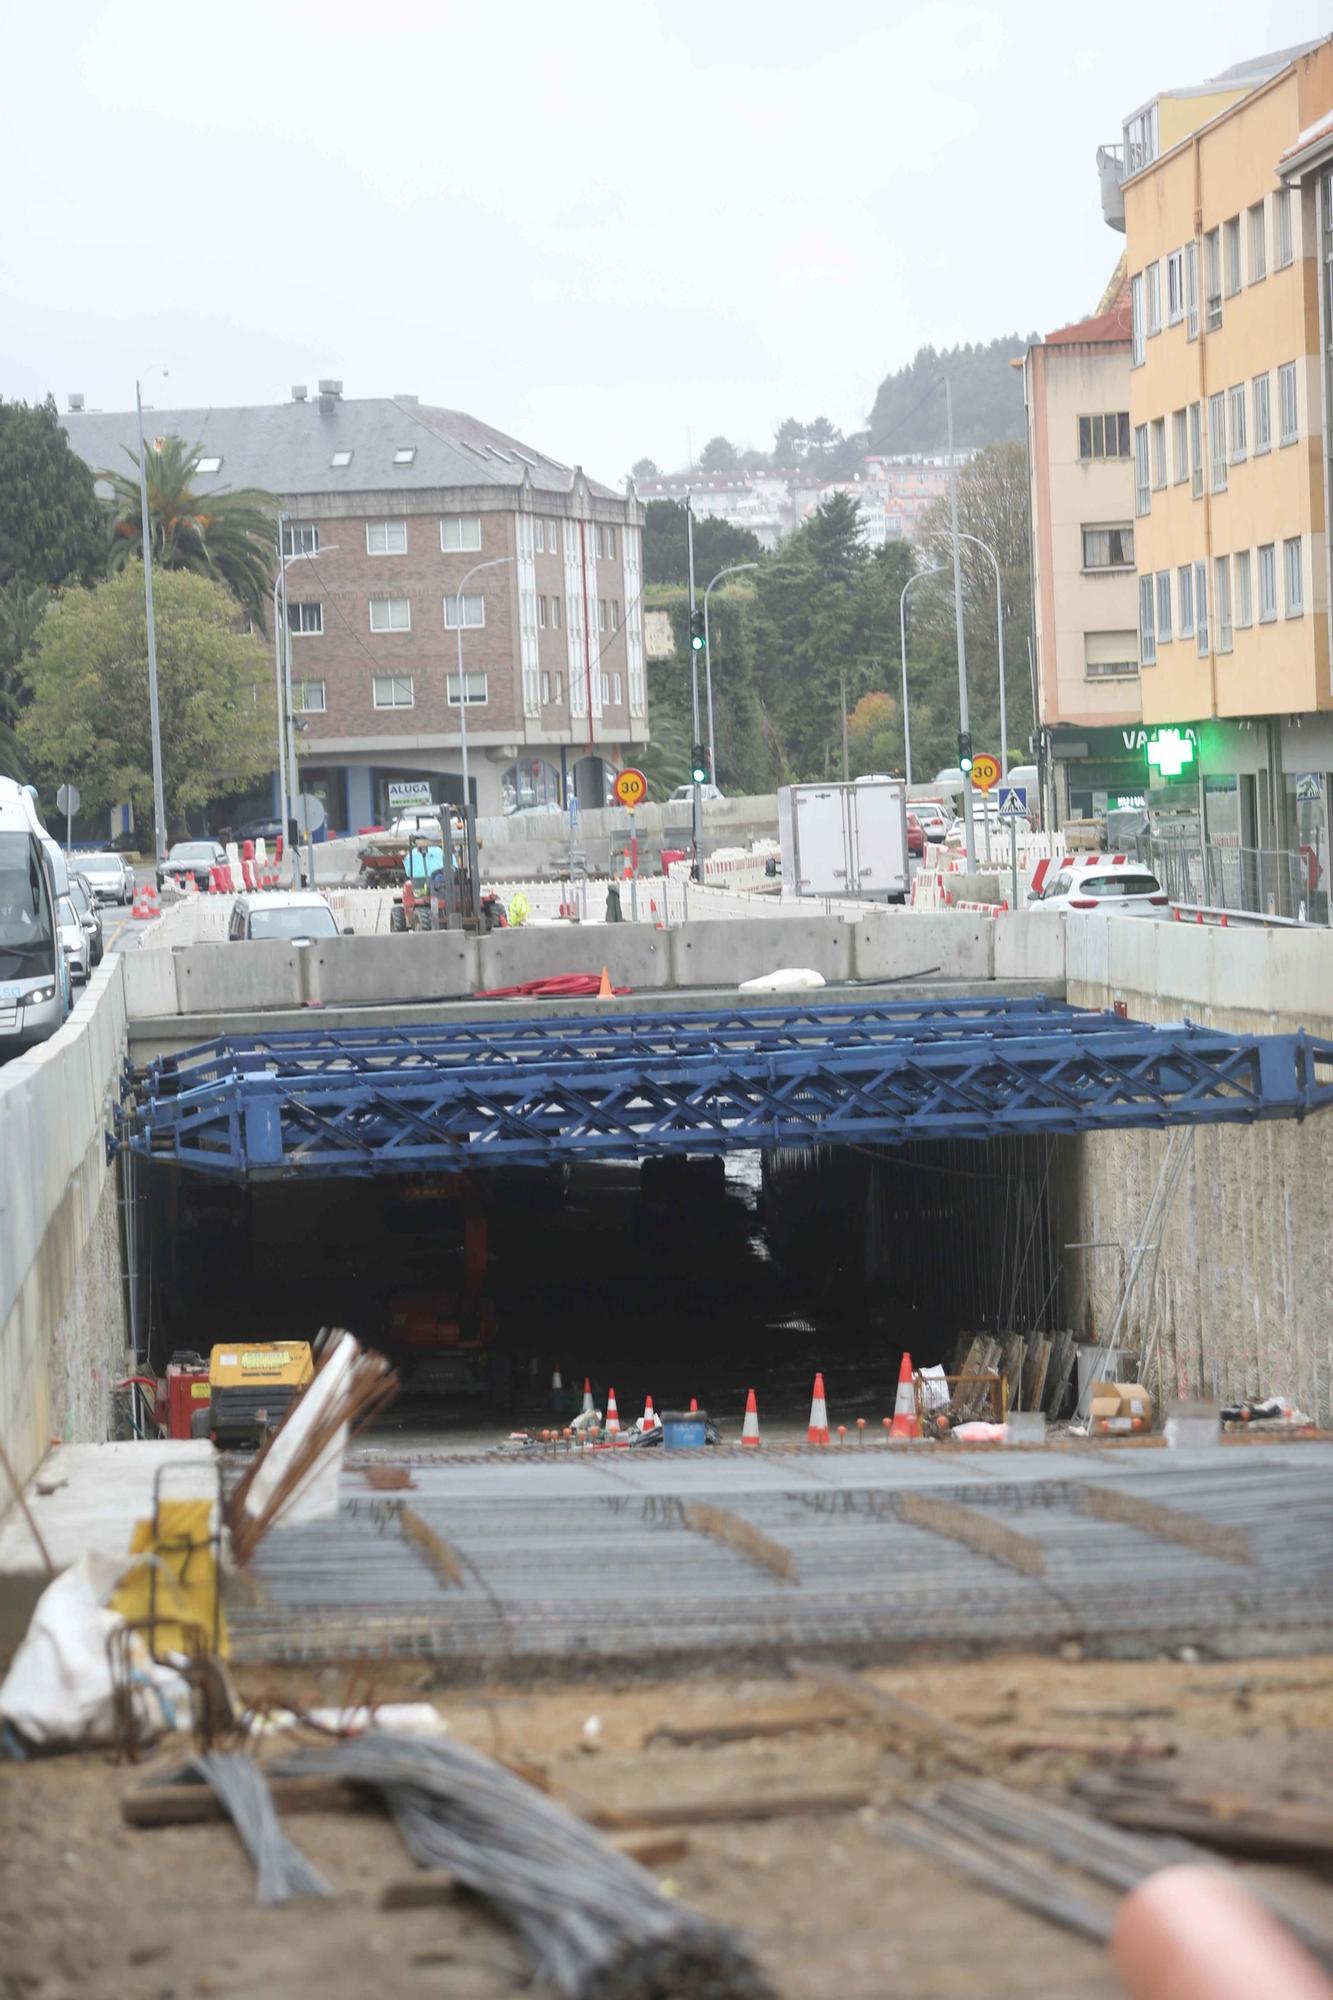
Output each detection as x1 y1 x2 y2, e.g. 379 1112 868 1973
227 891 346 942
669 783 726 803
1030 856 1170 918
388 806 465 841
67 872 104 967
234 816 284 846
905 813 925 859
56 895 89 983
158 840 227 892
77 850 135 905
909 800 951 842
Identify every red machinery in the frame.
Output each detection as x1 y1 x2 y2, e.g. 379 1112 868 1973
386 1196 506 1398
116 1350 211 1440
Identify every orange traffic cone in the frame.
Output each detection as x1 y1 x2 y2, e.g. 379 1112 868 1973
889 1352 920 1439
640 1394 658 1431
605 1387 621 1435
597 965 614 999
688 1396 698 1414
582 1376 595 1415
740 1387 761 1447
807 1371 830 1446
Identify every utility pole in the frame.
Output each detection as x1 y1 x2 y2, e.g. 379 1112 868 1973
135 382 168 865
946 379 977 872
686 496 702 879
839 667 850 782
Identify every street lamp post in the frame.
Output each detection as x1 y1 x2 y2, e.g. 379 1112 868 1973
954 532 1009 785
686 499 702 878
134 382 168 864
452 554 513 815
702 561 759 785
898 565 946 788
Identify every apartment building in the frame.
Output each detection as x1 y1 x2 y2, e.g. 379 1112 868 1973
63 389 646 825
1114 37 1333 851
1022 290 1146 819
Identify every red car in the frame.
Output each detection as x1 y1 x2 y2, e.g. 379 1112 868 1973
906 813 926 858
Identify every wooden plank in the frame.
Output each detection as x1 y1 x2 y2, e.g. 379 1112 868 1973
381 1874 460 1909
123 1776 365 1827
896 1493 1046 1578
1029 1341 1052 1414
645 1710 850 1749
584 1786 871 1831
1082 1483 1252 1565
681 1501 795 1582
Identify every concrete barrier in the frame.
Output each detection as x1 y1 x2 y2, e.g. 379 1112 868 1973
669 916 854 988
993 912 1067 984
318 932 480 1006
852 914 993 983
1 962 130 1492
477 924 670 991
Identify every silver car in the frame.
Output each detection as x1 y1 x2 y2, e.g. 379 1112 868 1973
57 894 90 983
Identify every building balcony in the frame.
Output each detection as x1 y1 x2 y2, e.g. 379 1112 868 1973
1097 144 1126 232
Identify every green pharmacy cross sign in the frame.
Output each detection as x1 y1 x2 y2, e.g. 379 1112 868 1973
1145 728 1197 780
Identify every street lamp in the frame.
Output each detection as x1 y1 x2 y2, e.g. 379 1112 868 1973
451 554 513 813
134 381 168 864
898 565 946 788
273 519 338 885
702 561 759 785
953 532 1009 784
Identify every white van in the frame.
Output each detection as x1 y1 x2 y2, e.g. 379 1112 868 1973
0 780 70 1054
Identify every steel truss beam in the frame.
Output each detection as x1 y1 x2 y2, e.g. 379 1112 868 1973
116 1008 1333 1180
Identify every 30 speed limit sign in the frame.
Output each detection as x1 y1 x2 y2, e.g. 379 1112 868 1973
613 767 647 809
970 753 1001 794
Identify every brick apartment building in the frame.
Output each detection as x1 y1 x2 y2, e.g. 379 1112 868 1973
63 387 647 826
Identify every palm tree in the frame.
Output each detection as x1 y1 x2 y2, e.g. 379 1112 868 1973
102 437 276 629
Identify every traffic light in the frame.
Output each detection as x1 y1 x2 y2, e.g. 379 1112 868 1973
957 730 974 777
690 744 710 785
689 608 706 652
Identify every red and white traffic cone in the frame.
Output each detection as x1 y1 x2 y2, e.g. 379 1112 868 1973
582 1376 595 1416
550 1366 564 1414
889 1352 920 1439
807 1371 830 1447
640 1394 658 1432
740 1387 761 1447
605 1387 621 1436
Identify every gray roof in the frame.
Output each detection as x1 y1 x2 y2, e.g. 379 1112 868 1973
61 395 621 505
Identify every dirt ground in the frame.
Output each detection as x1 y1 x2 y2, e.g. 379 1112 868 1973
4 1651 1333 2000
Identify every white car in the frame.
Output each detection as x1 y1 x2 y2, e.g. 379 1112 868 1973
1030 856 1171 917
57 895 90 982
389 807 465 840
227 891 346 942
669 783 726 803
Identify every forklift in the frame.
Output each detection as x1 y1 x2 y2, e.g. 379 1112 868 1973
388 804 508 935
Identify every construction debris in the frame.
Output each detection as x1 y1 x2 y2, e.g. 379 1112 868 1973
1076 1766 1333 1865
183 1752 334 1905
279 1732 775 1999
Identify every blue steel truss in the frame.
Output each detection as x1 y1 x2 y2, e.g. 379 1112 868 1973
114 1001 1333 1180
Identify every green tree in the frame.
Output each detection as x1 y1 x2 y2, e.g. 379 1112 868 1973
641 500 762 587
0 579 52 779
847 690 901 776
631 457 659 482
102 436 277 630
699 435 740 473
19 566 275 836
867 335 1035 454
0 397 102 594
641 584 780 798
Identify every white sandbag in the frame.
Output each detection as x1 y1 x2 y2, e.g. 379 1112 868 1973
0 1552 187 1748
737 967 827 994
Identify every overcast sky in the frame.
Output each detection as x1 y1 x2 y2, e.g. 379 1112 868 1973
3 2 1328 486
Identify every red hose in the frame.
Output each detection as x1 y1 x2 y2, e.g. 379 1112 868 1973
472 974 630 1000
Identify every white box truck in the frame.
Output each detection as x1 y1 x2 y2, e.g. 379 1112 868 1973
778 779 909 901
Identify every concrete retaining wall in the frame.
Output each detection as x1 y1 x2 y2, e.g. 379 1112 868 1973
1062 915 1333 1425
0 962 131 1490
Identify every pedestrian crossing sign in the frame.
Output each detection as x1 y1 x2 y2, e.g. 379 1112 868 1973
997 785 1028 819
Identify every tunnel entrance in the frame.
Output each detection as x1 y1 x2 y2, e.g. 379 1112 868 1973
134 1133 1066 1442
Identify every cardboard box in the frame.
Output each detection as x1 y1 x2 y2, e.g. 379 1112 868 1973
1090 1379 1153 1434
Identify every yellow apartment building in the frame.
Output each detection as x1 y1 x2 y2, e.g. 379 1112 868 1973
1119 36 1333 851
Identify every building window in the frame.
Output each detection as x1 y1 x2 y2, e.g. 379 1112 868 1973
1130 273 1145 365
1188 402 1203 498
440 516 483 552
591 523 616 560
330 449 353 468
550 521 561 550
1275 187 1292 268
1085 656 1140 680
597 598 608 633
612 672 623 703
1177 564 1194 638
1185 240 1198 339
1228 385 1247 462
1253 373 1272 453
1150 418 1166 490
1258 543 1278 622
1215 556 1233 652
1078 412 1131 459
447 671 487 706
551 596 561 629
1166 249 1184 324
369 596 411 632
443 592 485 629
612 599 621 631
372 673 413 708
533 519 545 553
1223 216 1241 295
1235 549 1252 628
1138 575 1156 665
600 671 610 704
1134 425 1150 515
293 678 326 713
366 521 408 555
1155 571 1172 644
289 601 323 635
1249 201 1266 282
1194 560 1209 656
283 521 319 558
393 447 416 466
1278 361 1298 444
1284 537 1304 616
1172 408 1188 483
1082 524 1134 569
1208 392 1227 492
1204 227 1222 330
1145 261 1161 336
1124 103 1158 173
541 671 551 703
537 596 547 629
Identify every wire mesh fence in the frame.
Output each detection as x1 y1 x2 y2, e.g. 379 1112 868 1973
1139 837 1316 922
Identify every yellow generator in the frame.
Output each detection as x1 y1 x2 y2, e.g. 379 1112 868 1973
208 1341 314 1448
